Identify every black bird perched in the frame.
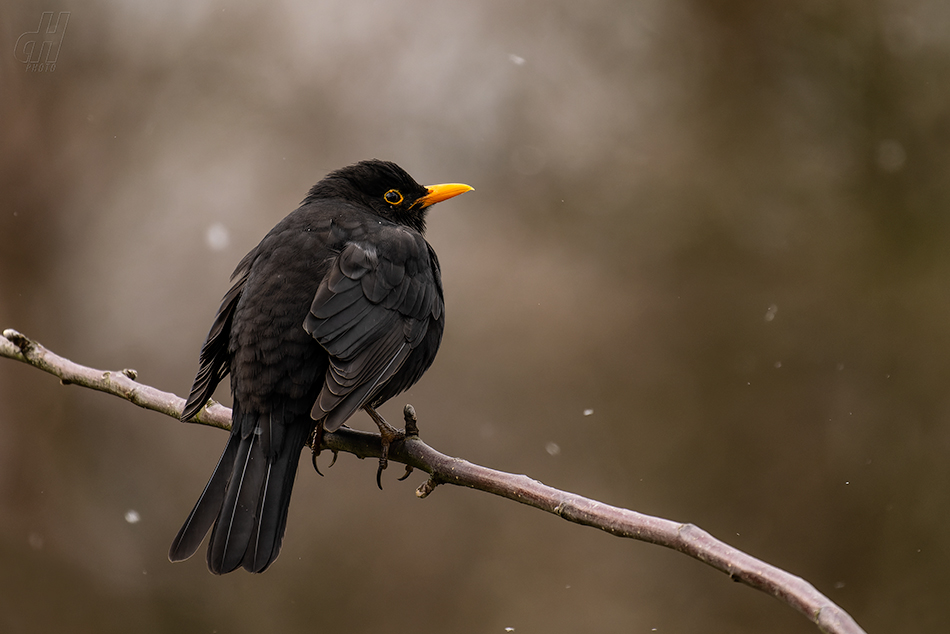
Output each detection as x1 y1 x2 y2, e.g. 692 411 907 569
169 159 472 574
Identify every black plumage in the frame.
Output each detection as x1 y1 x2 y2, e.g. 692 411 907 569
169 160 472 574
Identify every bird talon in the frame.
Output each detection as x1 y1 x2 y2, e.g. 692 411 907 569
367 406 406 490
397 465 414 481
376 435 394 490
309 423 327 475
311 446 338 477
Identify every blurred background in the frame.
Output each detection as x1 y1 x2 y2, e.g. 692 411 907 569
2 0 949 632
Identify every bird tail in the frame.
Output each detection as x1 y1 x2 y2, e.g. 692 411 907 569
169 405 313 574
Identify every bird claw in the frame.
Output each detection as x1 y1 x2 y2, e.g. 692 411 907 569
366 406 406 490
309 423 332 476
311 448 339 477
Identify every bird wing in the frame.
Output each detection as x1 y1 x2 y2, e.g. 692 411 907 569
180 259 253 422
303 227 442 431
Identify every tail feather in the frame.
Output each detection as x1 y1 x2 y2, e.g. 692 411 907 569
170 404 313 574
168 430 240 563
207 429 258 574
243 423 312 572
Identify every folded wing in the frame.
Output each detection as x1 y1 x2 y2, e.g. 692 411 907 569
304 229 441 431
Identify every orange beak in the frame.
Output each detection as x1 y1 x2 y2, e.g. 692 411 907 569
416 182 474 208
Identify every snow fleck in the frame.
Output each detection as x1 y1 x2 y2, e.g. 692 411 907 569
206 222 230 251
877 140 906 172
28 532 44 550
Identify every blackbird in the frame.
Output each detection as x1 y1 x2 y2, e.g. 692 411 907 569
169 159 472 574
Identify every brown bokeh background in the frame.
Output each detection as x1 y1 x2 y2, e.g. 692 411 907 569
2 1 949 632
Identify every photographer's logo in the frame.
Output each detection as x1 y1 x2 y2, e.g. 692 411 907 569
15 11 70 72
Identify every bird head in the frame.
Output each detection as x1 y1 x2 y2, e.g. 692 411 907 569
308 159 472 233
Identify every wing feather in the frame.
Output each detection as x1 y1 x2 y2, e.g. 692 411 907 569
303 230 442 431
180 268 249 422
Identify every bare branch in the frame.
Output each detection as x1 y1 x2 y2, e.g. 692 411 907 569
1 329 866 634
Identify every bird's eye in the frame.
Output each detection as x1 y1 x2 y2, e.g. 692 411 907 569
384 189 403 205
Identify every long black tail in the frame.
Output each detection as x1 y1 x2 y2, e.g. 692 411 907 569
169 406 313 574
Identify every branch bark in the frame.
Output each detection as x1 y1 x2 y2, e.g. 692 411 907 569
1 328 866 634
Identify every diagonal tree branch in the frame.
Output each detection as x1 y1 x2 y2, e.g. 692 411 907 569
1 328 865 634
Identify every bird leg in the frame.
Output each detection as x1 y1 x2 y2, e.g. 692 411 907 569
365 406 406 489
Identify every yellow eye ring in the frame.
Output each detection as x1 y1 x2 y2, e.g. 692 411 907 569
384 189 403 205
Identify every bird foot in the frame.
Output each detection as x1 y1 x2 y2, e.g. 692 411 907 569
365 407 406 489
395 405 419 480
308 423 337 476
